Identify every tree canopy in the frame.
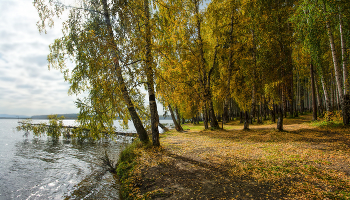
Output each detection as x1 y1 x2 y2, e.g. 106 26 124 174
30 0 350 145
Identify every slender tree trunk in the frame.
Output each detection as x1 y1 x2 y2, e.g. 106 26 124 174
263 96 267 120
257 103 261 123
143 0 159 146
282 88 287 118
168 105 183 132
290 71 295 117
229 99 234 121
244 111 249 130
158 123 169 132
101 0 149 143
277 103 283 131
307 81 311 112
223 98 230 123
336 86 340 111
175 106 181 126
209 100 219 128
203 105 209 129
311 63 317 121
300 78 304 114
321 73 332 119
293 70 298 117
277 86 284 130
251 84 256 124
272 102 276 123
297 70 300 116
339 12 349 94
258 96 262 123
315 75 323 116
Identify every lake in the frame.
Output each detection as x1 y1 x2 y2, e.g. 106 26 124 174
0 119 173 199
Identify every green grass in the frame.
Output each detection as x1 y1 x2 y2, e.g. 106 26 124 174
309 120 344 128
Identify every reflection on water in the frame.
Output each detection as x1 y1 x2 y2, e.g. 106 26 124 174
0 119 133 200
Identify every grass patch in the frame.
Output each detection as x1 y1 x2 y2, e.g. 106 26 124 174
310 120 344 128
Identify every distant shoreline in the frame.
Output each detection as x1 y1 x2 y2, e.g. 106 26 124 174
0 117 30 119
0 115 173 120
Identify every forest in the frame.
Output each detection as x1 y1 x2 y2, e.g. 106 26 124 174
31 0 350 147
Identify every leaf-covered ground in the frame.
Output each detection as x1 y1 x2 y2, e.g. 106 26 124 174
120 114 350 199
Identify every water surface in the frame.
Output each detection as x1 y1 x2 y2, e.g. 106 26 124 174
1 119 170 199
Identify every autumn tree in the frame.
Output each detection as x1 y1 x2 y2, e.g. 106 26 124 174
34 0 160 143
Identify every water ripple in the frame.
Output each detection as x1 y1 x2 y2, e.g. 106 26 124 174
0 119 128 199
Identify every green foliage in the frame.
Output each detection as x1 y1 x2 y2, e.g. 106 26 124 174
33 0 350 138
47 115 65 139
310 111 345 128
16 115 68 140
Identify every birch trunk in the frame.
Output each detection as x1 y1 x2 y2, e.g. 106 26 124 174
320 75 330 110
321 72 332 120
310 63 317 120
102 0 149 143
144 0 160 146
175 106 181 126
315 75 323 115
168 105 183 132
339 12 349 94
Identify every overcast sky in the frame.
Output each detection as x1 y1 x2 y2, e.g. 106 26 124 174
0 0 82 116
0 0 210 117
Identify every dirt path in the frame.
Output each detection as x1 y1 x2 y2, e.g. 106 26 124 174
133 114 350 199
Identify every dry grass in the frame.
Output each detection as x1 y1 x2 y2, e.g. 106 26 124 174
119 114 350 199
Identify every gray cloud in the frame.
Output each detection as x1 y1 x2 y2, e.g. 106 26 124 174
40 74 64 81
0 76 16 82
0 43 22 52
0 0 81 116
22 55 48 67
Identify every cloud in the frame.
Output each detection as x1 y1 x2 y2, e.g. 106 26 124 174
0 0 80 116
22 55 48 67
0 76 16 82
15 84 36 89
